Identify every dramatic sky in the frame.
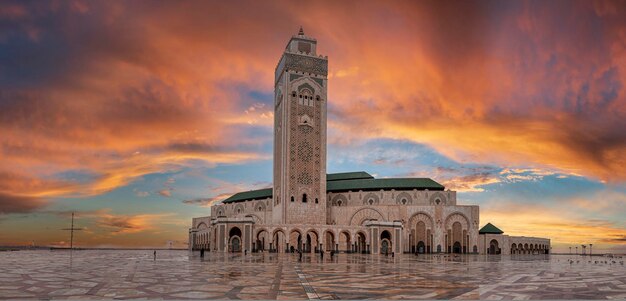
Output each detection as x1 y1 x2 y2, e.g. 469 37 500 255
1 0 625 252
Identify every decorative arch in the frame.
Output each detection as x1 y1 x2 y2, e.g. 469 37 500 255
254 228 269 238
408 212 434 227
429 192 447 205
349 207 385 226
304 229 319 253
445 213 470 254
298 114 313 127
234 204 244 215
395 192 413 205
255 228 269 252
245 214 263 225
271 228 286 253
255 201 266 212
197 222 208 229
409 212 434 253
331 194 348 206
291 77 323 93
297 83 316 94
272 228 286 237
362 192 380 205
444 212 470 229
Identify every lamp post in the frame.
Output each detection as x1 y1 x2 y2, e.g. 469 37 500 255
569 247 572 255
576 246 578 254
589 244 593 257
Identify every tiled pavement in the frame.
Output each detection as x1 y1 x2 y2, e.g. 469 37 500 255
0 250 624 299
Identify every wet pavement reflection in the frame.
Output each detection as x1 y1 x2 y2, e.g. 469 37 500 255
0 250 624 299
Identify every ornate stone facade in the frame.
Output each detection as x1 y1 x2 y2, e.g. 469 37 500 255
189 28 550 256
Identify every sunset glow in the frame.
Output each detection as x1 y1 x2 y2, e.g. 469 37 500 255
1 0 625 253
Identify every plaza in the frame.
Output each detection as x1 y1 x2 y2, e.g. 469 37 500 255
0 250 624 299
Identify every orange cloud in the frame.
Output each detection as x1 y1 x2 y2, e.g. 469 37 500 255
0 1 624 224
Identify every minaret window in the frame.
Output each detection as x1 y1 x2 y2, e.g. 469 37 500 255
298 89 314 106
302 194 307 203
291 196 295 202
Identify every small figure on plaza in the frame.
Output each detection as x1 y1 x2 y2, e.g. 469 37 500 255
153 250 156 261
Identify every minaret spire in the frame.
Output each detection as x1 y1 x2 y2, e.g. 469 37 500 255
298 26 304 36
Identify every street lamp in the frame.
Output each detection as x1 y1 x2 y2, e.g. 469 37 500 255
576 246 578 254
569 246 572 255
590 244 593 257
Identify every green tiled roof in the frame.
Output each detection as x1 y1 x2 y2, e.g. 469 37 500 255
479 222 504 234
326 171 373 181
222 188 272 203
222 172 445 204
327 177 444 193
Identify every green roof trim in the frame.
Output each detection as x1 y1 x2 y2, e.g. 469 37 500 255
222 172 445 204
326 171 373 181
479 222 504 234
327 177 444 193
222 188 272 203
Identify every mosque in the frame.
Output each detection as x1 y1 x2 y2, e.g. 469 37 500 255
188 28 550 255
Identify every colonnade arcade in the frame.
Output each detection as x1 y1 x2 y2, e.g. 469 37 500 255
510 243 550 254
192 211 481 255
253 227 369 254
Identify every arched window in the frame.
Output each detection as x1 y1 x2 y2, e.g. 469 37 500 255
401 198 407 205
315 198 318 204
291 196 295 202
292 92 296 97
368 199 374 205
298 89 313 106
302 194 307 203
337 200 342 206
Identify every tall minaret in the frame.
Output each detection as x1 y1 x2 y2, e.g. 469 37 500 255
273 27 328 225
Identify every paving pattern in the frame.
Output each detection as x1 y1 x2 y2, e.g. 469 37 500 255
0 250 624 299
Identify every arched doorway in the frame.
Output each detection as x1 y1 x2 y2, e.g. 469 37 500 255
416 221 427 253
356 232 366 253
229 227 242 253
305 230 319 253
511 243 517 255
339 231 351 253
417 241 426 254
324 231 335 252
289 230 302 253
380 230 392 255
489 239 500 255
451 221 462 253
256 229 269 252
272 229 286 253
453 241 462 253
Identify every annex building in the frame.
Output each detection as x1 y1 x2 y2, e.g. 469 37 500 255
189 28 550 256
